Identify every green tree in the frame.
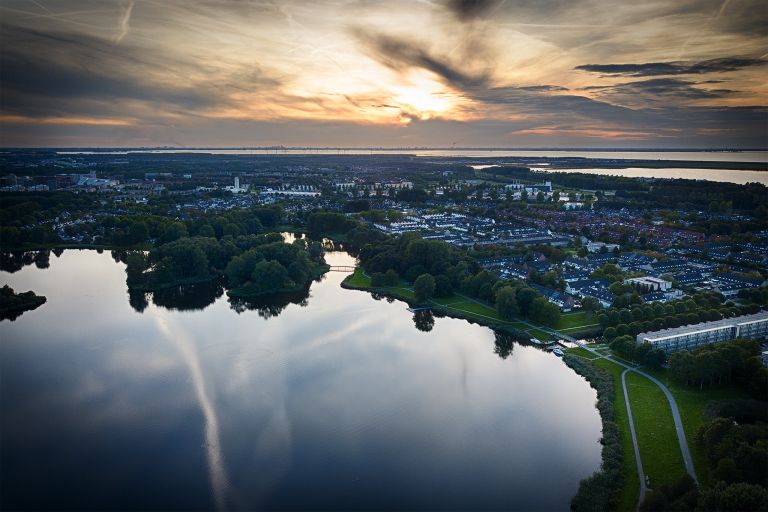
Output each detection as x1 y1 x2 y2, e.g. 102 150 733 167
698 482 768 512
383 269 399 286
250 260 291 293
496 286 519 320
159 222 188 244
516 287 539 317
127 222 149 245
413 273 436 303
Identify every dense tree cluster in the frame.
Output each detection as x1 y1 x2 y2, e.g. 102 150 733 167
0 192 101 248
494 282 562 326
225 238 325 295
126 233 326 298
358 233 561 325
608 335 667 369
600 292 736 341
668 339 767 398
738 286 768 306
699 416 768 487
305 211 384 251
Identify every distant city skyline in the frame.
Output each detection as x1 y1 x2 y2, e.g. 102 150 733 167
1 0 766 148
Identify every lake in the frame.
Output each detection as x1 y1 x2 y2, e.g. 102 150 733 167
533 166 768 185
57 148 768 163
0 248 602 511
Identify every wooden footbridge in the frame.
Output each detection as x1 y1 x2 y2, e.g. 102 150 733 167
328 265 356 272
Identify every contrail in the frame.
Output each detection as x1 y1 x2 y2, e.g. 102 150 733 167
114 0 134 43
676 0 731 60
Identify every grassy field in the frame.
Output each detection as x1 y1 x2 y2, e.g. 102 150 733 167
565 347 598 359
638 368 743 486
344 268 371 288
558 311 593 329
625 372 687 490
593 358 640 512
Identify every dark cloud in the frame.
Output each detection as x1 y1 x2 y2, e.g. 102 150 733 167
575 57 766 77
518 85 570 92
0 23 279 119
445 0 499 21
349 28 761 143
584 78 736 104
352 30 487 87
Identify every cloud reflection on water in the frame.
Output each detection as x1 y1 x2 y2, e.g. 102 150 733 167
151 308 233 511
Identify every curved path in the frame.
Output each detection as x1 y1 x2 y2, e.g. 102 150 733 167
572 342 699 509
627 366 698 483
621 368 647 507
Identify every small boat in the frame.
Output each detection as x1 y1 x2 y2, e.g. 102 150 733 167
529 338 542 345
552 348 564 357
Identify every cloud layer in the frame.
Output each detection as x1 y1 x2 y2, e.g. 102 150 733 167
0 0 765 147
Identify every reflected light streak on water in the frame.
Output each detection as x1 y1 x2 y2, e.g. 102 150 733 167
151 307 233 511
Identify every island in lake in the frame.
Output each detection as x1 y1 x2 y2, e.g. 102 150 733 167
0 285 46 321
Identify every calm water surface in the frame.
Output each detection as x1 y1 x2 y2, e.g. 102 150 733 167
57 149 768 163
531 166 768 185
1 249 602 511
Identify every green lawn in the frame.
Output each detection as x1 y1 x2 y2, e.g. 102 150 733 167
606 352 637 367
526 328 556 341
625 372 687 490
566 347 598 359
593 358 640 512
442 300 501 319
558 311 593 329
344 268 371 288
639 368 744 486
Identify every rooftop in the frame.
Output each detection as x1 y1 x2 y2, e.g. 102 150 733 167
638 311 768 342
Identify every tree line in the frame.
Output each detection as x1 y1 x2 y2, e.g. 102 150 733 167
668 339 767 398
357 232 561 326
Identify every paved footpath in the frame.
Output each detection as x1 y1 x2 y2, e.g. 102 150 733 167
621 368 647 507
574 341 699 509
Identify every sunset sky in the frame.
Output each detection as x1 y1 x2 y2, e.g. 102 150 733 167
0 0 766 147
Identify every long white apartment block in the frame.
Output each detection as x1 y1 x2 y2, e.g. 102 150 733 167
636 311 768 352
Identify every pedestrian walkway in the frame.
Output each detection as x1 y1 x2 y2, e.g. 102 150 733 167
573 340 699 509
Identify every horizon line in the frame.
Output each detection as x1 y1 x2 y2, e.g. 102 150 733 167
2 146 767 152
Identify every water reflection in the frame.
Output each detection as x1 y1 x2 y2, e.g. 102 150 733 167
412 309 435 332
228 289 309 319
154 281 225 312
0 250 52 273
493 331 517 359
0 250 603 511
151 308 233 511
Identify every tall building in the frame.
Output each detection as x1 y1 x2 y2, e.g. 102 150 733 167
636 311 768 353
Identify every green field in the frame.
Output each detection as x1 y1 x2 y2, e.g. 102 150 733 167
638 368 744 486
565 347 598 359
558 311 593 329
593 358 640 512
344 268 371 288
625 372 687 490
